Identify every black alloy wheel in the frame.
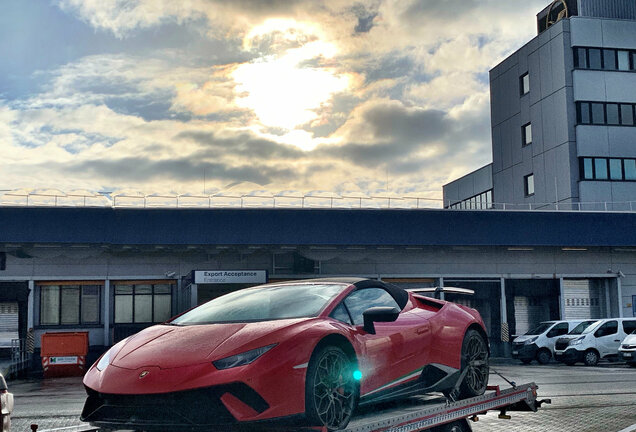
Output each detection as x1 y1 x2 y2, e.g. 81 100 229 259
305 345 358 431
536 349 552 365
457 330 490 399
433 419 473 432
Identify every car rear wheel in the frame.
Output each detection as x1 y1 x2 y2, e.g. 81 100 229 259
536 349 552 365
305 345 358 431
583 350 599 366
457 329 489 399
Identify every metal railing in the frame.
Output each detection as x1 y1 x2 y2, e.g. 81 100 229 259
8 338 29 379
3 190 636 212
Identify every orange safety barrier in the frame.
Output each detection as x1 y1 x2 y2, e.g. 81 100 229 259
40 332 89 378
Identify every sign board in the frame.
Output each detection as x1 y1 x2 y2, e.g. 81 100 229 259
49 356 79 365
194 270 267 285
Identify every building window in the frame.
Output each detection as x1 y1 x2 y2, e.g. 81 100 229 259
447 189 493 210
574 47 636 71
520 73 530 96
580 157 636 181
576 102 636 126
524 174 535 197
114 283 173 324
522 123 532 146
39 283 101 326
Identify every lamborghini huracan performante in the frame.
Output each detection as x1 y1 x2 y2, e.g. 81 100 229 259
81 278 490 431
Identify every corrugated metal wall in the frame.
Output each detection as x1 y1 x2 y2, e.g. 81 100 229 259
579 0 636 19
0 303 19 348
563 279 602 320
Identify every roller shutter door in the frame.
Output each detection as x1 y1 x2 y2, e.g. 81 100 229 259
514 296 550 335
563 279 601 320
0 302 19 348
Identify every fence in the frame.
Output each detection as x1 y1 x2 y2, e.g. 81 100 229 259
8 338 30 379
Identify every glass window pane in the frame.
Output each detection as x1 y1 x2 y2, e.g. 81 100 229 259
575 48 588 68
621 104 634 126
625 160 636 180
115 285 133 295
134 295 152 322
633 52 636 70
135 284 152 294
583 158 594 179
521 73 530 95
344 288 399 326
60 286 80 325
525 174 535 196
610 159 623 180
153 295 172 322
603 49 616 70
81 285 100 324
606 104 619 125
591 103 605 124
154 284 172 294
578 102 591 124
589 49 602 69
115 295 133 323
523 124 532 145
40 286 60 325
618 50 630 71
595 158 608 179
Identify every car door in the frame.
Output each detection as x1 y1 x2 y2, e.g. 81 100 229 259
594 320 620 357
342 287 430 397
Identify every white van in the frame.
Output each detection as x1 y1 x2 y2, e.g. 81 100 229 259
554 318 636 366
618 329 636 367
512 320 588 364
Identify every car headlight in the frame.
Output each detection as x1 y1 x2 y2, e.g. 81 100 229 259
524 336 538 345
95 337 130 372
213 344 277 370
570 336 585 346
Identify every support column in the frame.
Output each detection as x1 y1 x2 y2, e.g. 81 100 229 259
439 277 445 301
617 276 624 318
559 277 565 319
27 280 35 330
103 280 110 347
500 278 510 357
605 279 612 318
190 283 198 308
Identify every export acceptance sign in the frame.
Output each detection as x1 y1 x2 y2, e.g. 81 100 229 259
194 270 267 284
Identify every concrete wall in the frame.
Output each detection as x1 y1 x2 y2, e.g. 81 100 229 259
491 19 578 207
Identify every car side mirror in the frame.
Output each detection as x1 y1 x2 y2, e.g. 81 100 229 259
363 307 400 335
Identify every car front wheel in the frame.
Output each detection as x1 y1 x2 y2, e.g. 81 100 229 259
305 345 358 431
583 350 599 366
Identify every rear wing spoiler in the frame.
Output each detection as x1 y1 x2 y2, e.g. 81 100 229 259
406 286 474 300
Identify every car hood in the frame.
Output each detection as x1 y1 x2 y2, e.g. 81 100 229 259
623 334 636 345
513 335 536 343
112 318 307 369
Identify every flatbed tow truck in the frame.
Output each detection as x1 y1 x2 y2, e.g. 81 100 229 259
73 379 547 432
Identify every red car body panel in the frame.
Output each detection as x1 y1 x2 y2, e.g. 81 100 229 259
82 279 487 428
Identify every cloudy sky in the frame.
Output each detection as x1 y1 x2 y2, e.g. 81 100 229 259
0 0 548 202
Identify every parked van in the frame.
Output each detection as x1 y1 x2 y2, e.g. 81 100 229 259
512 320 588 364
618 329 636 367
554 318 636 366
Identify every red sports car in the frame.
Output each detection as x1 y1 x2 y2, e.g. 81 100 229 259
81 278 489 431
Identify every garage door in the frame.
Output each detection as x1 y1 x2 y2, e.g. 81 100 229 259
514 296 550 335
0 302 19 348
563 279 602 320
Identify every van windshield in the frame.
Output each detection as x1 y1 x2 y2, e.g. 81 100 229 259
568 320 597 335
582 320 603 334
525 322 554 336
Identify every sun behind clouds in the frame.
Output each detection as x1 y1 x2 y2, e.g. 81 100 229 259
232 19 352 149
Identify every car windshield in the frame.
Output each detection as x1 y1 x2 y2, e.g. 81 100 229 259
170 283 347 325
568 320 597 335
582 320 604 334
525 322 554 336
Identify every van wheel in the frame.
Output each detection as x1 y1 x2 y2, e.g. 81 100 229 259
583 350 599 366
536 349 551 365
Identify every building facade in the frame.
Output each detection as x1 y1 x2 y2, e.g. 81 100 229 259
444 0 636 210
0 206 635 370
